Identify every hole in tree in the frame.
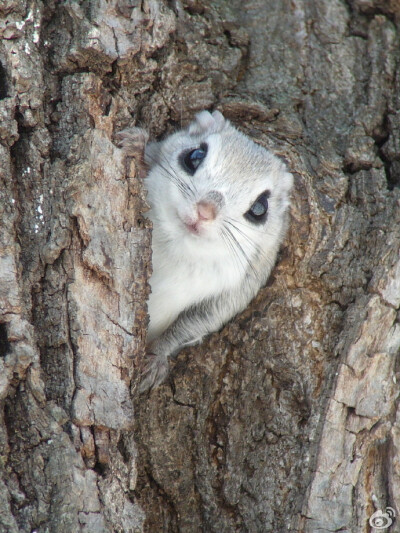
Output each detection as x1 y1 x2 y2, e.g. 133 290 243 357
0 323 11 357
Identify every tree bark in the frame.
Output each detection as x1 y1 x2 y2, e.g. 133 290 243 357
1 1 399 532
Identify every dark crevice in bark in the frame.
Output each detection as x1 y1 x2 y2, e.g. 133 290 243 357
93 460 109 477
371 111 398 190
0 60 8 99
0 322 10 357
117 432 132 465
3 392 38 528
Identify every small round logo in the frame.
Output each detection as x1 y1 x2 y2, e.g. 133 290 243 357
369 508 395 530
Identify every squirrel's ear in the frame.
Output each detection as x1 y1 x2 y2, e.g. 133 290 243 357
188 110 227 135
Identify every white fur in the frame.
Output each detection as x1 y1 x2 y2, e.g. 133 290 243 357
118 110 293 391
145 111 293 343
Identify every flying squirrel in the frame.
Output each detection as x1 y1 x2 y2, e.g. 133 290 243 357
118 110 293 392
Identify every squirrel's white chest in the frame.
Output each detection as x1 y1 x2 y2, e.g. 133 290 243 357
147 240 241 342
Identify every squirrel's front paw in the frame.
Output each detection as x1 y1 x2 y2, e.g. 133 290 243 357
116 127 149 156
138 353 169 393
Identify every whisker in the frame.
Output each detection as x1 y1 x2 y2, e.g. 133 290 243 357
225 220 263 256
158 152 193 190
225 218 276 265
224 225 260 280
158 151 197 199
146 152 195 199
220 227 246 277
225 220 276 277
159 151 196 189
225 216 278 238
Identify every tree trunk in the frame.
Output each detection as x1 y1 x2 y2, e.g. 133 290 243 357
1 1 399 532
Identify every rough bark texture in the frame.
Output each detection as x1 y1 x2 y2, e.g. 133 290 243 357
1 1 400 532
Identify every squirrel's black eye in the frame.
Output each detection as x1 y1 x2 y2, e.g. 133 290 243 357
244 191 270 224
180 143 208 175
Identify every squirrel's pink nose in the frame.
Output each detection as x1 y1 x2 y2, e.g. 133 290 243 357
197 200 217 221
